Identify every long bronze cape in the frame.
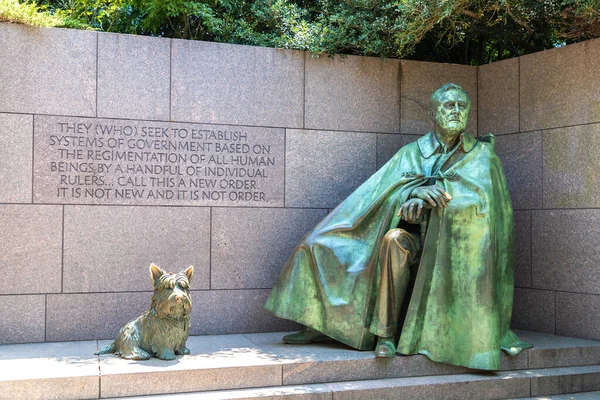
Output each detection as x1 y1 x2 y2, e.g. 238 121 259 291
265 131 531 370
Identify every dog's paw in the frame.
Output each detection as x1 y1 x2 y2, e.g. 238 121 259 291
175 346 190 355
157 349 176 360
121 349 151 360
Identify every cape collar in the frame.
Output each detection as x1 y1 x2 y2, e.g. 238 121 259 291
417 131 477 158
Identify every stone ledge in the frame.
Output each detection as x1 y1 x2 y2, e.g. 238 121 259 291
108 366 600 400
511 391 600 399
0 331 599 399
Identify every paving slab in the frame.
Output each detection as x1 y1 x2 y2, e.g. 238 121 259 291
512 391 600 399
325 371 531 400
525 365 600 397
2 330 599 399
109 384 332 400
517 331 600 369
243 331 526 386
0 340 100 400
98 334 282 398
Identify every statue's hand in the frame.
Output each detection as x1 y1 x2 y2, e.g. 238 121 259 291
397 198 429 224
410 185 452 208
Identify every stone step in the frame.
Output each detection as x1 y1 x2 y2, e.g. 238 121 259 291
0 330 599 399
109 365 600 400
514 392 600 399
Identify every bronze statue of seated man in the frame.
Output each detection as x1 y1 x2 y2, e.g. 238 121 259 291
265 83 531 371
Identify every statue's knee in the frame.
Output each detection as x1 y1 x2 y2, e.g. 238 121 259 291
383 228 419 258
383 228 410 244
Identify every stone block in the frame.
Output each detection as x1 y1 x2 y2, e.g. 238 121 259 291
520 38 600 131
120 385 333 400
0 340 99 400
556 292 600 341
495 131 543 210
500 350 529 372
46 292 150 341
543 123 600 209
190 289 299 335
33 115 284 207
243 332 524 387
478 58 520 135
400 60 477 135
0 25 96 116
98 334 282 398
63 205 210 292
376 134 418 169
305 54 400 133
2 376 98 400
532 209 600 294
510 392 600 400
0 113 33 203
98 33 170 120
326 372 530 400
0 205 62 295
172 40 303 128
0 295 45 344
514 211 532 288
511 288 556 334
211 208 328 289
285 129 377 208
247 332 425 385
517 330 600 369
529 365 600 397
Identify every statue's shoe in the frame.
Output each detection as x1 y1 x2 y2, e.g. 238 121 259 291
282 330 327 344
375 336 396 358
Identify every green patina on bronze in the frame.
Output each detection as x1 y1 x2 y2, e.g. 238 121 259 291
95 264 194 360
265 83 531 371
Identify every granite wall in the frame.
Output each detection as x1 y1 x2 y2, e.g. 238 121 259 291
0 23 477 344
0 22 597 345
481 37 600 341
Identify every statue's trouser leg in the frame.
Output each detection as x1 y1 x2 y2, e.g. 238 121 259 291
369 228 420 338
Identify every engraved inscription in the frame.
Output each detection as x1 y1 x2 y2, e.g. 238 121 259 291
33 116 284 206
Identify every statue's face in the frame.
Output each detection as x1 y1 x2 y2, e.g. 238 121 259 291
433 89 470 139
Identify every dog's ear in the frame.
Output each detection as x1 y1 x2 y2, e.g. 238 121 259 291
150 264 166 283
183 266 194 282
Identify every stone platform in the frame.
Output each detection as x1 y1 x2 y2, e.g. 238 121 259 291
2 331 600 400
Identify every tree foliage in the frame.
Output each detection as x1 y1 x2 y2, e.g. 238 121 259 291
3 0 600 64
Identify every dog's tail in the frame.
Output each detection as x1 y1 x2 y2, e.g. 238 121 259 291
95 342 117 355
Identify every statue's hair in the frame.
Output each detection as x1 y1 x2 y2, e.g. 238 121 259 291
430 83 471 108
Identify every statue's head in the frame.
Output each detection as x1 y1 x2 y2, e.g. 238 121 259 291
429 83 471 140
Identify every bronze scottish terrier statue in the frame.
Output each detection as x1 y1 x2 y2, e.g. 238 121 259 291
95 264 193 360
